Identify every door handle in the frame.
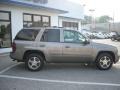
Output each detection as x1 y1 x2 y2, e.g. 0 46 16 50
40 45 45 47
65 46 70 48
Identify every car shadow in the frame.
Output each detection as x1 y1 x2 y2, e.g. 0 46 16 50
2 62 120 76
6 62 120 72
44 63 97 70
2 62 120 84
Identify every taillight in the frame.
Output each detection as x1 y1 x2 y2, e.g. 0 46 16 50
12 42 16 53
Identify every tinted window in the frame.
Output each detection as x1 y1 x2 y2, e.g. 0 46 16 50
41 29 60 42
15 29 39 41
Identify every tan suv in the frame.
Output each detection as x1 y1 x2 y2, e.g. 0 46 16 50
10 27 119 71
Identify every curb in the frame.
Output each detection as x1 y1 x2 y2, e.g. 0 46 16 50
0 53 10 57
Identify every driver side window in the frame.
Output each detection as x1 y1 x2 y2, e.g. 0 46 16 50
63 30 86 43
75 32 86 42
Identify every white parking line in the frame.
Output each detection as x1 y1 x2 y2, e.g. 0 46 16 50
0 75 120 87
0 63 21 74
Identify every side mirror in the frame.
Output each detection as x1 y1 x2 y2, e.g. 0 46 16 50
84 39 90 44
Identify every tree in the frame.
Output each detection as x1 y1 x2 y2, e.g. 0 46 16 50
81 15 92 25
82 15 113 25
97 15 113 23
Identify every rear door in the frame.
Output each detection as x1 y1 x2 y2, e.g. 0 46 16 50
38 29 63 62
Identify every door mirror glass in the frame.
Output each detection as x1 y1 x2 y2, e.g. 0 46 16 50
84 39 90 44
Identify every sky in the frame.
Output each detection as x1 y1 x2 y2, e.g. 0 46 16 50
68 0 120 22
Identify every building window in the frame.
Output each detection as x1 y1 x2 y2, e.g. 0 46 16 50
0 11 12 48
23 13 50 28
0 12 9 20
24 14 32 22
42 16 50 27
33 15 42 27
62 21 78 30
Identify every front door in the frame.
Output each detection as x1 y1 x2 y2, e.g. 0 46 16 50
62 30 93 62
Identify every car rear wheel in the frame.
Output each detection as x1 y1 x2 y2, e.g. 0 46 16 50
96 53 113 70
25 53 44 71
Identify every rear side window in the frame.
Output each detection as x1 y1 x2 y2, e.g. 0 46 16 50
41 29 60 42
15 29 39 41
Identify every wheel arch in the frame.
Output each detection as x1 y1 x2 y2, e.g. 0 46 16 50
95 51 115 63
23 50 46 62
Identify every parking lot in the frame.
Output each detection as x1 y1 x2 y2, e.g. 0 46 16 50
0 39 120 90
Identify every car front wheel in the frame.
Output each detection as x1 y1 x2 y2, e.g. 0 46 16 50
96 53 113 70
25 53 44 71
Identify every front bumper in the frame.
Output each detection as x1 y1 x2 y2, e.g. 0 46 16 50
114 54 119 63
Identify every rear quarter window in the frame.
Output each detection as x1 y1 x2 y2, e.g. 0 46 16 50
15 29 39 41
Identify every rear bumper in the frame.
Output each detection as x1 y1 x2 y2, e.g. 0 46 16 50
10 52 24 62
10 52 16 60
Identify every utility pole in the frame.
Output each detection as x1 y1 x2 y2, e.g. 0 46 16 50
89 9 95 31
112 10 115 31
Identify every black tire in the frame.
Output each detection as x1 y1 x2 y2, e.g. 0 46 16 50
117 39 120 41
96 53 113 70
111 37 115 41
25 53 44 71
